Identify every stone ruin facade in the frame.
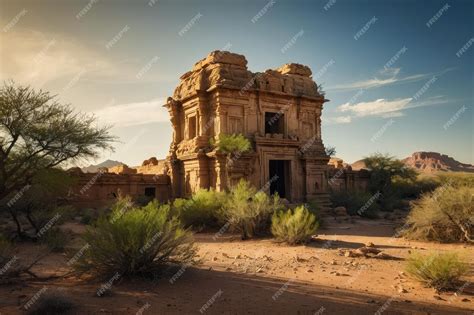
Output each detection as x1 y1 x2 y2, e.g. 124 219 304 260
68 51 369 207
164 51 331 205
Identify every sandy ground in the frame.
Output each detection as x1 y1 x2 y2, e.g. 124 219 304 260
0 218 473 315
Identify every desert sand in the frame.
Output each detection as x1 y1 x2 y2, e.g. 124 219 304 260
1 218 473 315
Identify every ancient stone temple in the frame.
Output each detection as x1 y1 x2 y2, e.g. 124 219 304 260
164 51 331 204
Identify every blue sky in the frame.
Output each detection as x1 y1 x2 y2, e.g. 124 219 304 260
1 0 472 165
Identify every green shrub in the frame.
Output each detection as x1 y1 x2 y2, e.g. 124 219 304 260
405 252 468 291
403 185 473 242
219 180 283 239
271 205 319 245
73 197 196 279
80 208 98 225
330 190 380 218
26 290 75 315
391 175 439 199
212 133 252 154
40 228 69 252
173 189 226 229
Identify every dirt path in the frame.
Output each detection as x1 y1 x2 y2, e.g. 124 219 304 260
1 218 473 314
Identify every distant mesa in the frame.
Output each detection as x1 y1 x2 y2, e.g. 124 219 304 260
350 152 474 173
402 151 474 173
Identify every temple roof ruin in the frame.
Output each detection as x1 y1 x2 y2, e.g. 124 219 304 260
172 50 324 102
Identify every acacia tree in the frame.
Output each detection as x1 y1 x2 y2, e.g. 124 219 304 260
0 82 115 235
363 153 417 210
363 153 417 192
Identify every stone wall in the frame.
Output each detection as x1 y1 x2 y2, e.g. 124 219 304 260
67 168 171 208
327 165 370 192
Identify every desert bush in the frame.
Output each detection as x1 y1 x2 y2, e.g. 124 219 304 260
40 228 69 252
403 185 473 242
391 175 440 200
173 189 226 229
330 190 380 218
26 290 75 315
219 180 283 239
271 205 319 245
73 197 196 279
436 172 474 188
405 251 468 291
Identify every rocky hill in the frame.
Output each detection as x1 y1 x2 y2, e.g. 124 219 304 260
351 152 474 173
402 152 474 173
81 159 123 173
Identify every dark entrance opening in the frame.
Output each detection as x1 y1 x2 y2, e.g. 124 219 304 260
269 160 290 198
265 112 284 134
144 187 156 198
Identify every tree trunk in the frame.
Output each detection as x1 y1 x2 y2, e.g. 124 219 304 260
225 155 232 191
8 209 24 238
25 209 39 234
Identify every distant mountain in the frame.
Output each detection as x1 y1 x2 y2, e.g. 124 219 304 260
402 152 474 173
81 159 123 173
350 152 474 173
350 159 367 171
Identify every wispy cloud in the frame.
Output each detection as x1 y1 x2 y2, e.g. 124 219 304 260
323 116 352 125
337 98 412 117
327 68 453 92
93 99 168 127
335 95 450 120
